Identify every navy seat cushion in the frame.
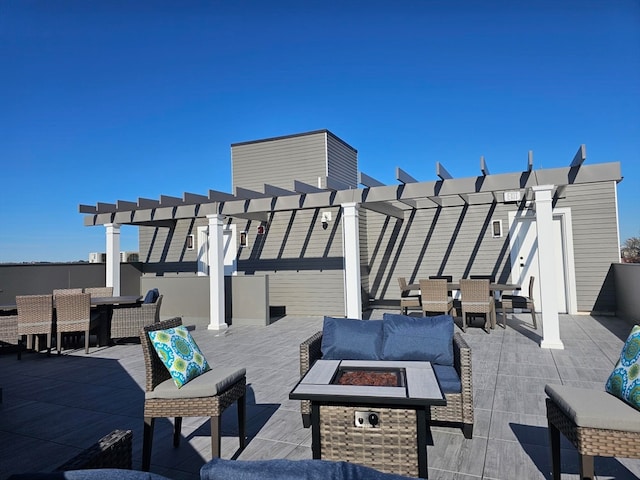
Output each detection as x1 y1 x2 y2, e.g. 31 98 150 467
381 313 454 366
143 288 159 304
321 316 383 360
201 458 414 480
433 364 462 393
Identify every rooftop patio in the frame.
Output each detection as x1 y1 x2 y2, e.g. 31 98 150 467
1 310 639 480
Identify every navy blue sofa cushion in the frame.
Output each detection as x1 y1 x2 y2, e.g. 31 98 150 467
321 317 383 360
201 458 414 480
433 364 462 393
381 313 454 366
143 288 159 304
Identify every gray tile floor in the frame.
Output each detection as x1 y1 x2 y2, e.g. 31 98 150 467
1 310 639 480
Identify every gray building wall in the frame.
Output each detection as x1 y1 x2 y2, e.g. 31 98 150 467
231 130 358 191
365 202 513 303
554 181 619 313
236 207 345 317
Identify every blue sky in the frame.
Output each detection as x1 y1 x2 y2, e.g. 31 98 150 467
1 0 638 262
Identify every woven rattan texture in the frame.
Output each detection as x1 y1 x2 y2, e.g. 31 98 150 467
84 287 114 297
546 398 640 458
56 293 91 333
299 331 474 431
460 279 495 330
141 316 181 391
112 296 162 339
53 288 83 298
16 295 53 336
55 429 133 471
319 405 419 477
0 315 19 346
419 279 453 315
144 379 246 417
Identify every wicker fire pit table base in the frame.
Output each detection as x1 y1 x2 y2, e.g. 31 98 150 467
290 360 446 479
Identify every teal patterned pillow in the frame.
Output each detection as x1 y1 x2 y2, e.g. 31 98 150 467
148 326 211 388
605 324 640 410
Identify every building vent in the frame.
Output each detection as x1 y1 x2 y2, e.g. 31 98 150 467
89 252 107 263
120 251 139 262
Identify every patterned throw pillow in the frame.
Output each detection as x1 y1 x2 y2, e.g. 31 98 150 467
148 326 211 388
605 324 640 411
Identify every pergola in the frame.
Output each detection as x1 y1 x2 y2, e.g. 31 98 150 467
80 145 622 349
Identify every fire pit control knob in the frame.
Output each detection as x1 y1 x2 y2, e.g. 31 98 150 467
368 413 379 426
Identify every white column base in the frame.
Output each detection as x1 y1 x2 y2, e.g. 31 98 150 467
541 339 565 349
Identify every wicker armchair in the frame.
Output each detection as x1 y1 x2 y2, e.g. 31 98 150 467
55 292 102 354
545 384 640 479
299 330 474 438
16 294 54 357
55 429 133 471
110 295 162 341
139 317 247 471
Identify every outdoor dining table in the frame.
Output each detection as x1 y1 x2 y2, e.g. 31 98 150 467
404 281 521 295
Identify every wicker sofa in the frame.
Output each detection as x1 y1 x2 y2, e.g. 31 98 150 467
299 315 474 438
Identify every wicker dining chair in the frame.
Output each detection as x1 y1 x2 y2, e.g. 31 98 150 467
499 276 537 329
16 294 54 357
0 314 20 359
111 295 162 341
55 292 102 354
397 277 421 315
84 287 114 297
459 279 495 333
53 288 84 298
139 317 247 471
419 279 454 316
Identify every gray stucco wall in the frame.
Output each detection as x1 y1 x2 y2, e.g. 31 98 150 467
0 263 142 304
612 262 640 324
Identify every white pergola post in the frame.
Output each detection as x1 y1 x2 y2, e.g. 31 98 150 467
207 214 227 331
342 202 362 319
105 223 121 296
533 185 564 349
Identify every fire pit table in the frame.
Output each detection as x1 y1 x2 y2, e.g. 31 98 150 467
289 359 446 478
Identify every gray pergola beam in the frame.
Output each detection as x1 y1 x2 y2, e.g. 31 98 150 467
436 162 453 180
480 156 489 176
79 204 97 214
359 171 385 188
361 201 405 219
264 184 295 196
81 161 622 226
96 202 117 213
138 197 160 208
396 167 418 184
117 200 138 210
159 195 183 207
208 189 236 202
183 192 210 203
235 186 269 199
294 180 324 194
570 145 586 167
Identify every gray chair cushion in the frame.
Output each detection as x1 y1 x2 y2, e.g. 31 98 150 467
146 367 246 400
545 384 640 432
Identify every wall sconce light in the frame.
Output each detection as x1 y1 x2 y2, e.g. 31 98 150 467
321 211 332 230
